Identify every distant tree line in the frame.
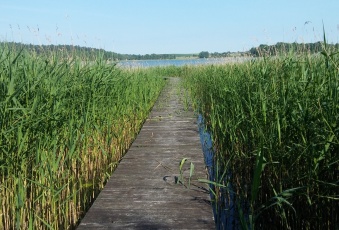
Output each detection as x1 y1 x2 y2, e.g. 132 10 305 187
249 42 339 57
198 51 209 58
198 51 243 58
0 42 177 61
2 41 338 60
210 52 233 58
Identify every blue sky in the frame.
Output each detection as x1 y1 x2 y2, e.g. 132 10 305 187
1 0 338 54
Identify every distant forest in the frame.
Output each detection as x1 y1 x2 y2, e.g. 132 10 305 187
249 41 339 57
0 42 177 61
1 41 338 60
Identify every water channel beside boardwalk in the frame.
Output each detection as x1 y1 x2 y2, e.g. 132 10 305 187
198 114 242 230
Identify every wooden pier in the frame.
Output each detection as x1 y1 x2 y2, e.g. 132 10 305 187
77 78 214 229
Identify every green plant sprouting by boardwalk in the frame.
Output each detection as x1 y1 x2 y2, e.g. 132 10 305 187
182 45 338 229
0 43 165 229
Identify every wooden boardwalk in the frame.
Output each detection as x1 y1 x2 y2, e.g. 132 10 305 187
77 78 214 229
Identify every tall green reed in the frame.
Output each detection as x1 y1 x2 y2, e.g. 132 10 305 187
0 42 165 229
182 48 338 229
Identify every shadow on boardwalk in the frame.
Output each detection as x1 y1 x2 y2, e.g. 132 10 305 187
77 77 214 229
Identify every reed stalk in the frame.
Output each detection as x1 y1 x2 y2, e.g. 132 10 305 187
0 42 165 229
182 46 338 229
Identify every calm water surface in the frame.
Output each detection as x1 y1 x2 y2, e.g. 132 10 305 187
117 57 251 68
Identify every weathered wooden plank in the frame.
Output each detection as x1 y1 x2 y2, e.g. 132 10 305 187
77 78 214 229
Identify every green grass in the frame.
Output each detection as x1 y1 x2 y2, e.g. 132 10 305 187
0 43 165 229
181 45 338 229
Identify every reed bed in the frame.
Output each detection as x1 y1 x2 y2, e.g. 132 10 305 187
182 46 338 229
0 43 165 229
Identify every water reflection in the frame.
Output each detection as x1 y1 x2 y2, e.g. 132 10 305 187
198 114 240 230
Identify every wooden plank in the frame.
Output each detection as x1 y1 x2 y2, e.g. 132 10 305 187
77 78 214 229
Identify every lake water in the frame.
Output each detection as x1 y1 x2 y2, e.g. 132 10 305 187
117 57 251 68
198 114 240 229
